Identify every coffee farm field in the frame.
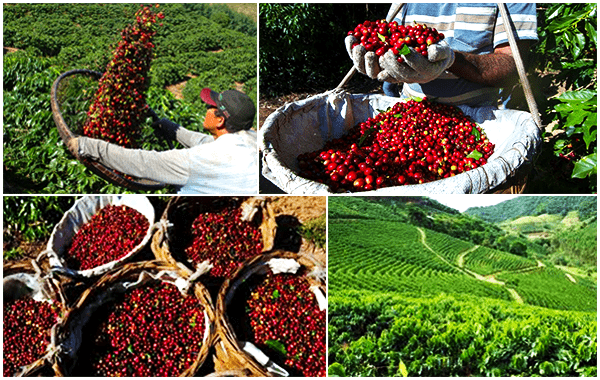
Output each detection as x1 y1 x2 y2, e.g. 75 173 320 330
328 197 597 377
3 3 257 194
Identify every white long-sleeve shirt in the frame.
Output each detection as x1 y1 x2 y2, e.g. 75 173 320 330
78 125 257 194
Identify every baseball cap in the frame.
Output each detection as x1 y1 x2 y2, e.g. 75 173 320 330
200 88 256 131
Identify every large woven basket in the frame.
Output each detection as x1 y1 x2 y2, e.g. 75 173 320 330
53 261 216 377
214 250 327 377
151 196 277 286
50 68 168 191
3 260 68 377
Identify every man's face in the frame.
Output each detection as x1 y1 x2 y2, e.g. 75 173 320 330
203 107 225 135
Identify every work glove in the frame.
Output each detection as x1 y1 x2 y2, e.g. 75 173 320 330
151 118 180 141
378 40 455 84
345 35 380 79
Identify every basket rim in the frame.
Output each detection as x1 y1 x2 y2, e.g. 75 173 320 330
50 68 167 191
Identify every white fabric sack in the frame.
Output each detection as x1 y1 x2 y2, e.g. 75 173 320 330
46 195 155 278
260 89 541 194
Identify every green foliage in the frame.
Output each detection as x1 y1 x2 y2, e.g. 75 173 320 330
298 214 326 248
3 196 76 258
533 3 597 191
259 3 389 97
329 291 597 377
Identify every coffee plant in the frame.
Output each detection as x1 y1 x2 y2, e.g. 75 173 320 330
83 5 163 148
184 206 263 278
3 3 256 194
3 298 61 376
65 204 149 270
81 282 206 376
245 272 326 377
298 98 494 192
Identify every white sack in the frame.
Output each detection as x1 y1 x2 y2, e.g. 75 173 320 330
260 89 541 194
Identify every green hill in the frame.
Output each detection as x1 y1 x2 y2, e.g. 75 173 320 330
328 197 597 377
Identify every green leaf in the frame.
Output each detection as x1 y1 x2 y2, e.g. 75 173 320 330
272 289 280 299
556 90 596 103
471 126 481 140
127 344 134 354
377 32 386 42
572 153 597 178
265 340 286 356
399 360 409 377
328 363 346 377
466 150 483 160
399 44 411 56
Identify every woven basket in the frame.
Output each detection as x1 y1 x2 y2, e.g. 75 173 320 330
214 250 327 377
3 261 67 377
50 68 167 191
45 195 155 278
53 260 215 377
151 196 277 286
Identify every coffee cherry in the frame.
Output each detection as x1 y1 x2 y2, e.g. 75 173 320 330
245 272 326 377
83 5 164 148
83 282 205 377
66 204 149 271
3 298 60 377
184 206 263 279
296 98 494 192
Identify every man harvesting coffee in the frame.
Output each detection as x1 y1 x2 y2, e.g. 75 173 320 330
346 3 538 107
68 88 257 194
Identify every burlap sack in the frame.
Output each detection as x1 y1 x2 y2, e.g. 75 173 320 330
213 250 327 377
151 196 277 285
3 261 67 377
44 195 156 278
53 261 215 377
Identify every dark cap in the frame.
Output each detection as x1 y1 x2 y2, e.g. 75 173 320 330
200 88 256 131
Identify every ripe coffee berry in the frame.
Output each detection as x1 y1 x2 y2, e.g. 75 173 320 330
84 282 206 377
184 206 263 279
297 98 495 192
348 20 444 61
66 204 149 270
245 272 326 377
83 5 163 148
3 298 61 377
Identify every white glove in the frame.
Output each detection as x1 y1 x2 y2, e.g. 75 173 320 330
378 39 455 84
345 35 380 79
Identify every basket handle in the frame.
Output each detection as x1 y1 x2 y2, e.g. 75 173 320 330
336 3 405 89
497 3 543 131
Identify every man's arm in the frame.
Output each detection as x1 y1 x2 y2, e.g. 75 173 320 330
447 41 531 88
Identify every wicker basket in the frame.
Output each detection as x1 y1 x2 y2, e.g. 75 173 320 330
54 260 216 377
50 68 168 191
151 196 277 286
3 260 67 377
214 250 327 377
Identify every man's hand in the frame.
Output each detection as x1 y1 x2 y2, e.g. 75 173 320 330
67 137 79 156
151 118 179 141
378 40 455 84
345 35 380 79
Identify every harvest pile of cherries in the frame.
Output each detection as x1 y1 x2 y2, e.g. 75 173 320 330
86 282 205 377
184 206 264 279
245 272 325 377
3 298 60 377
83 5 164 148
66 204 149 270
297 98 495 192
348 20 444 62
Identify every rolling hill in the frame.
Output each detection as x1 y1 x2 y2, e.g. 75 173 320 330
328 196 597 377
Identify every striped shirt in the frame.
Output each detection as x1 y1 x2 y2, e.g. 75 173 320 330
387 3 538 106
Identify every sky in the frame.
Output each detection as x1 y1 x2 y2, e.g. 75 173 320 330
427 194 521 213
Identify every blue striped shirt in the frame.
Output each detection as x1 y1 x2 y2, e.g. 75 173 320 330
387 3 538 106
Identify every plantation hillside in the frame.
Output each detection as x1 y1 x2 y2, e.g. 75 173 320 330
328 196 597 377
3 3 257 194
465 196 597 223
